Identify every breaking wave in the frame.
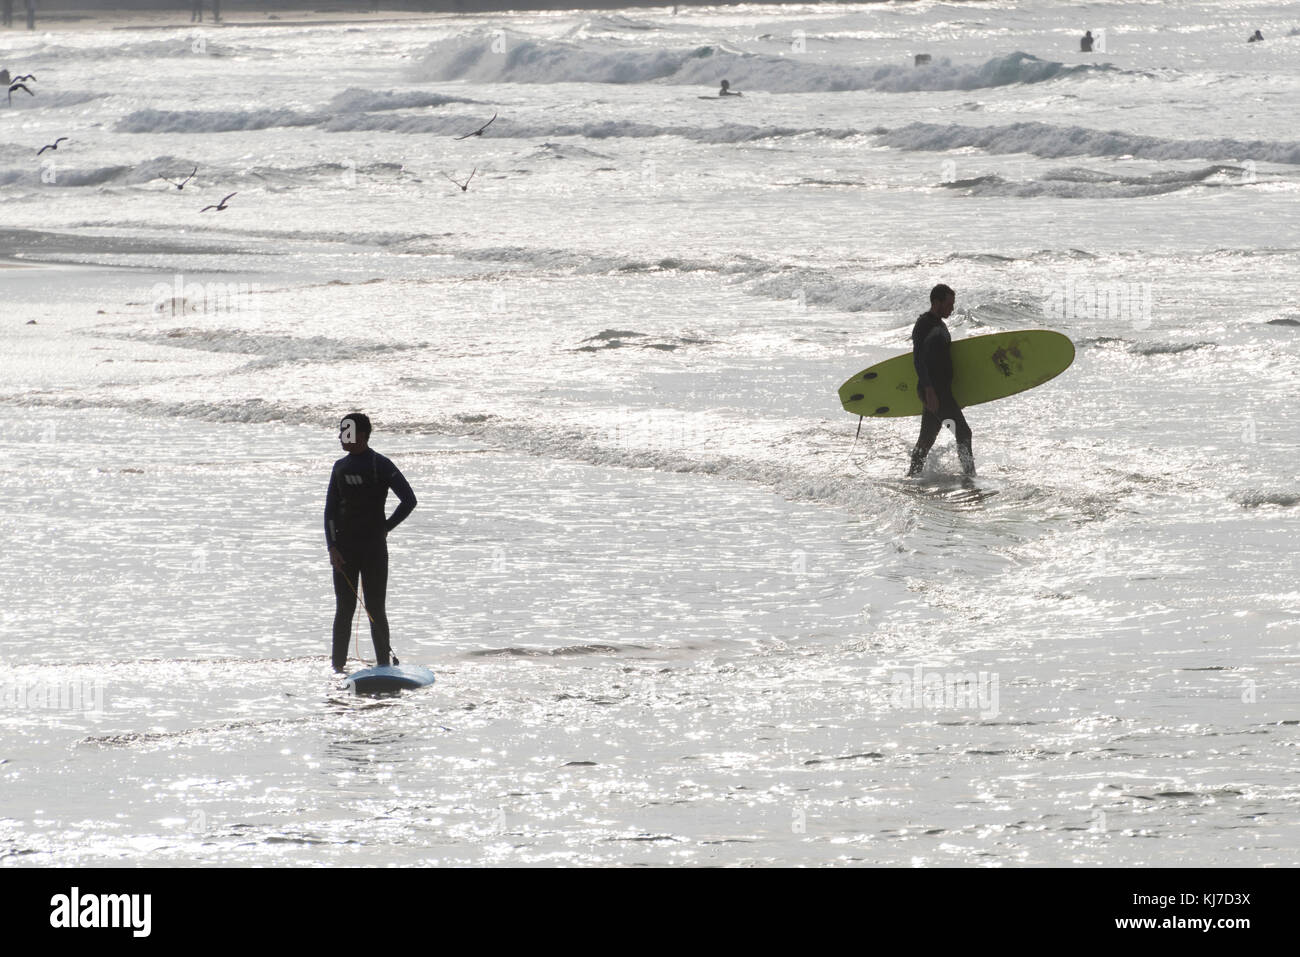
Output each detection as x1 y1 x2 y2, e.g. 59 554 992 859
939 164 1252 197
412 38 1112 94
115 89 474 134
115 108 322 134
1236 490 1300 508
881 121 1300 165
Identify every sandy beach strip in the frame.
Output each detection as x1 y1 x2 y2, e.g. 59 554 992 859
6 7 486 33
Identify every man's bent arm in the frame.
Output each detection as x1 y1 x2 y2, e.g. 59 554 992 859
385 465 417 533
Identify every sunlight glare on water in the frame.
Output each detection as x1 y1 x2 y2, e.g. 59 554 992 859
1 0 1297 866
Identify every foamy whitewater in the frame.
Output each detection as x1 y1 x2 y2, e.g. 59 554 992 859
1 0 1298 866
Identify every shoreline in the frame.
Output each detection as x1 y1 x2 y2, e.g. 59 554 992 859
0 0 746 34
4 9 489 31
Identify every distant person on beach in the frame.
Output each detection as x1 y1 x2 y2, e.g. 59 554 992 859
1080 30 1094 52
211 0 220 23
908 284 974 478
325 413 417 673
3 0 13 28
718 79 741 97
191 0 202 23
24 0 32 30
1248 30 1264 43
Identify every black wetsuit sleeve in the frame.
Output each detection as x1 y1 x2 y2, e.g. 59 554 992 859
912 315 935 390
920 331 948 391
324 465 339 549
384 460 417 533
915 348 933 390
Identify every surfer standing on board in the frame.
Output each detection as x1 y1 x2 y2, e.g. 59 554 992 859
908 284 975 478
325 413 417 672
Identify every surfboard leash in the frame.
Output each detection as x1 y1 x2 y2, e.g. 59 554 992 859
340 570 374 665
343 571 374 625
352 577 362 664
340 556 403 667
841 414 865 468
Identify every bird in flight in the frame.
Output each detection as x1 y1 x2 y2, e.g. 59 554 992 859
200 192 237 212
12 74 36 83
8 82 34 105
37 137 69 155
441 168 476 192
163 166 198 190
454 113 497 140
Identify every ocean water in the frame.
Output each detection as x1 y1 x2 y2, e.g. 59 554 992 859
1 0 1297 866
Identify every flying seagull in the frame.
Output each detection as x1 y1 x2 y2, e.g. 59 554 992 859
454 113 496 140
441 168 476 192
37 137 69 155
200 192 237 212
8 82 34 105
13 74 36 83
163 166 198 190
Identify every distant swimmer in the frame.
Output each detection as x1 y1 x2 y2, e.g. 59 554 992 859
1080 30 1094 52
907 283 974 478
454 113 497 140
163 166 198 190
915 54 932 66
325 413 417 673
37 137 68 155
718 79 742 97
1247 30 1264 43
7 81 33 105
441 167 476 192
199 191 236 212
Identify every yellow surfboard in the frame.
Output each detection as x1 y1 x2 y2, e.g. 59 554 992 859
838 330 1075 417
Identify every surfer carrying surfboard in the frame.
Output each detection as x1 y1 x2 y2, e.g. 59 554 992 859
325 413 418 673
908 284 975 478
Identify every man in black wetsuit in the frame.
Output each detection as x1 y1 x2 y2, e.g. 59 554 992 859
908 284 975 478
324 413 417 672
